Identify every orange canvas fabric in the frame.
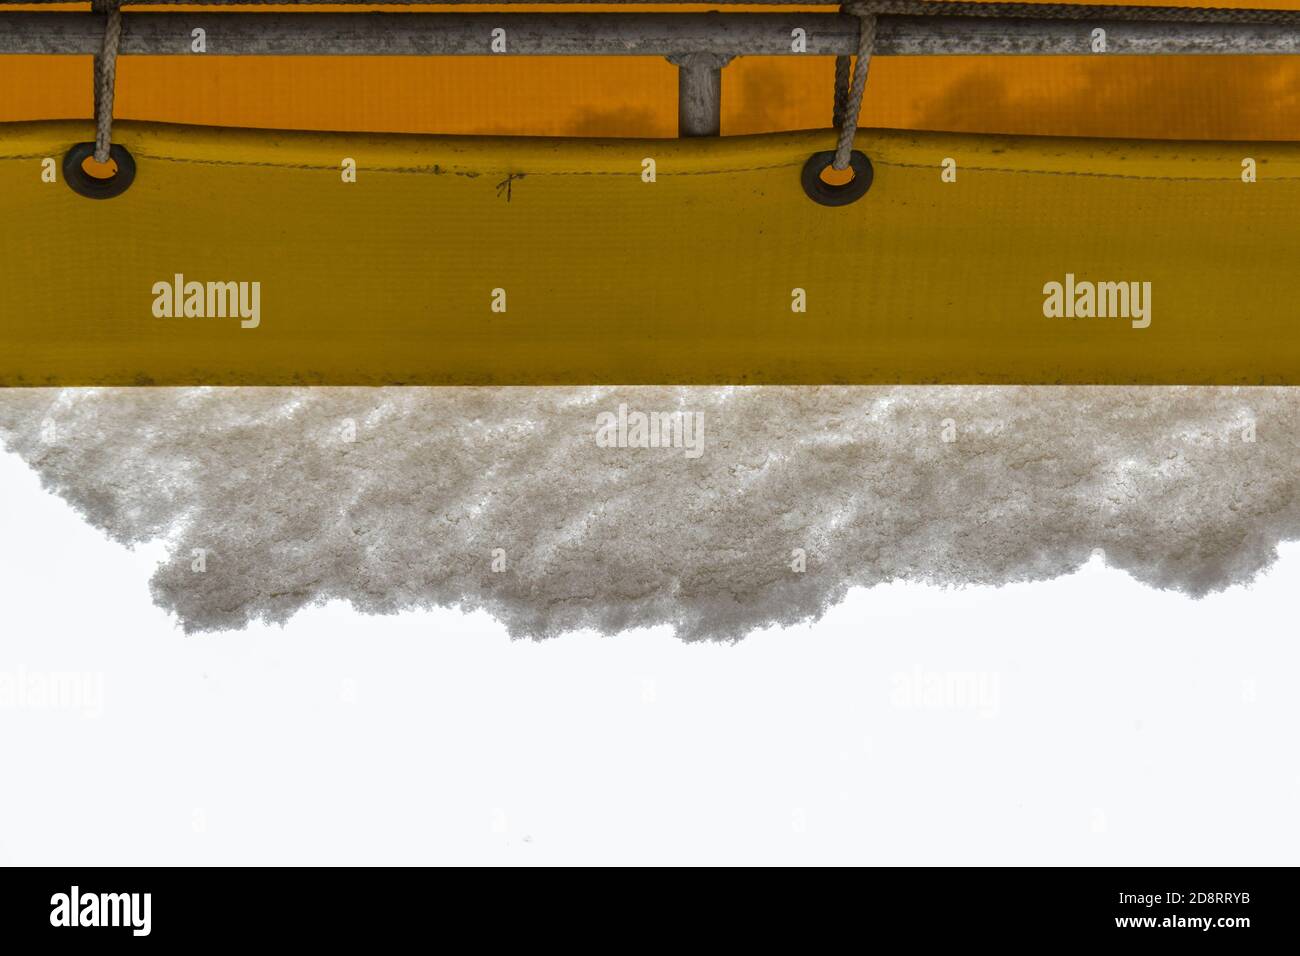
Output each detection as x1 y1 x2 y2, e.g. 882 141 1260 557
2 2 1300 140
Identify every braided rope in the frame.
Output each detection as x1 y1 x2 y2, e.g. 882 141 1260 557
832 51 852 129
93 0 122 164
833 9 877 169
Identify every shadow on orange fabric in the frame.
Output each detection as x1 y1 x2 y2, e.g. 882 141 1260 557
1 3 1299 140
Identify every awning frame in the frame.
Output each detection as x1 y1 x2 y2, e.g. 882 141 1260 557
5 7 1300 134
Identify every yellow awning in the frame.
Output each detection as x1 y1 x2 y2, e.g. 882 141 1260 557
2 119 1297 385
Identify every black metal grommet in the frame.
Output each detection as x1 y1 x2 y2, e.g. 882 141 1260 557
801 149 873 206
63 142 136 200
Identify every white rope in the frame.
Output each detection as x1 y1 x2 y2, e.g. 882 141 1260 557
94 0 122 164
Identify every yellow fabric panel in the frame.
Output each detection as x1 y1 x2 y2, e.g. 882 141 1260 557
1 119 1297 385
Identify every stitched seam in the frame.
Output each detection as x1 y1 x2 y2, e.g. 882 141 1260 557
0 150 1293 182
873 158 1298 180
135 153 809 175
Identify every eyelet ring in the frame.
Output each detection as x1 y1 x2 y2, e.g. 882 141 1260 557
63 142 136 200
801 150 873 206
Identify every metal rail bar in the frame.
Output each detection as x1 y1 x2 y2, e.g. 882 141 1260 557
0 12 853 55
5 0 1300 14
3 12 1300 57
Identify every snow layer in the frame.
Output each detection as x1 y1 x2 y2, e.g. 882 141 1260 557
0 386 1295 639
